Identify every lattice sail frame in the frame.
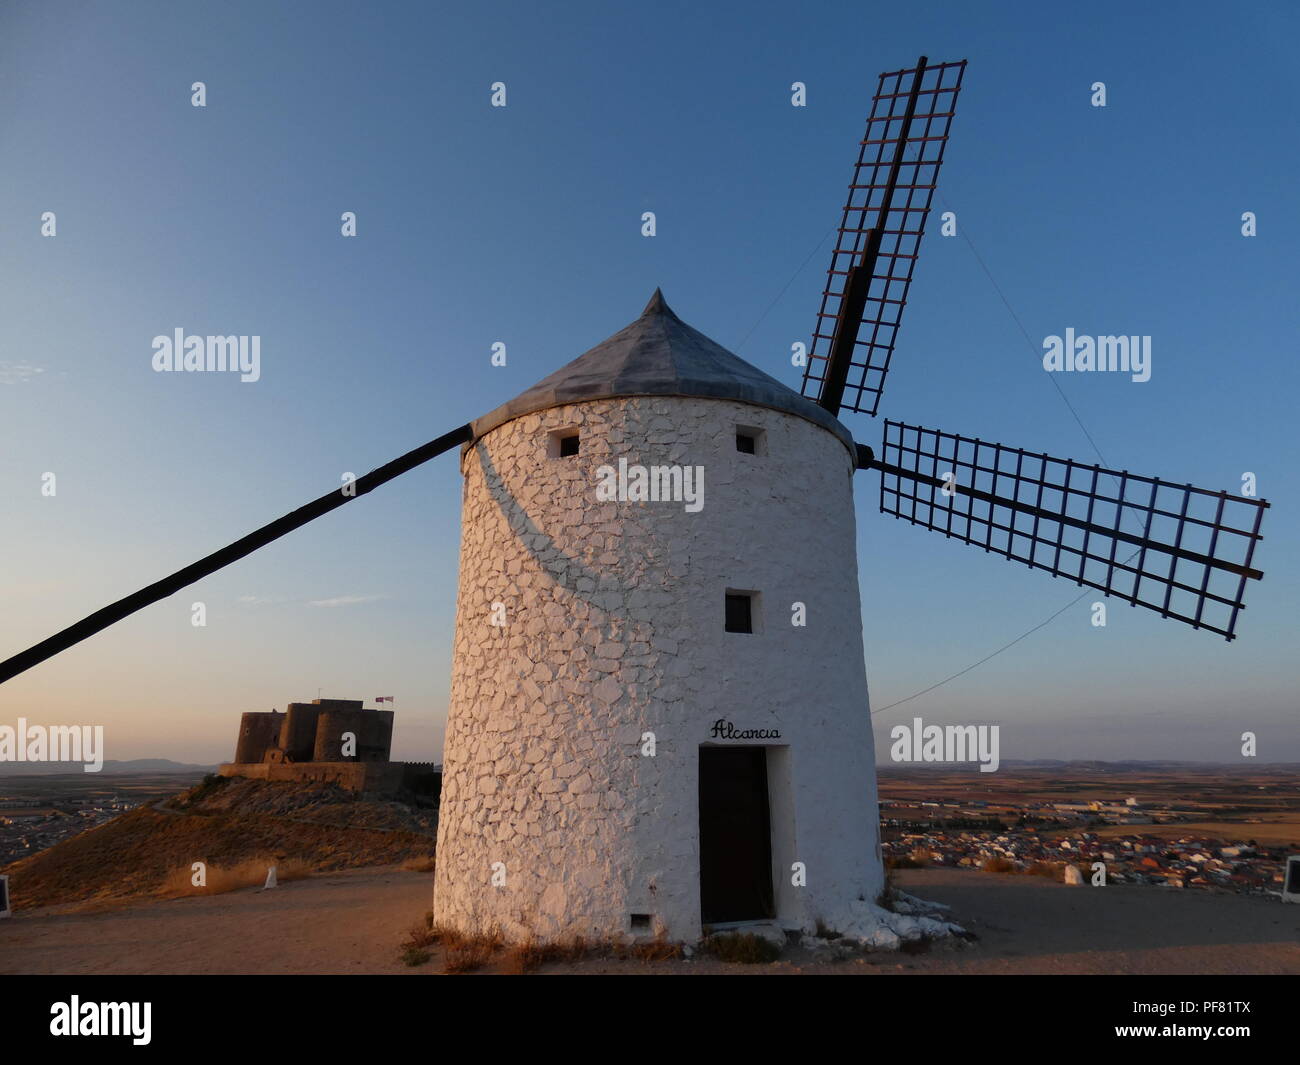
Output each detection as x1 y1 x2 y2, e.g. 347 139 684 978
878 421 1268 640
801 58 966 416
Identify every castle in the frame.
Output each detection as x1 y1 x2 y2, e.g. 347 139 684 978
219 697 438 797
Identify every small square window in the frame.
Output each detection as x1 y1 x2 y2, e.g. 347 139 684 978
629 913 652 933
547 427 581 458
725 592 754 634
735 425 766 455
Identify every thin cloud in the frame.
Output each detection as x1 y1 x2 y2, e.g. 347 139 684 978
0 361 46 384
307 594 388 608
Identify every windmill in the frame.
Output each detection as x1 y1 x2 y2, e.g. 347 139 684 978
0 56 1269 945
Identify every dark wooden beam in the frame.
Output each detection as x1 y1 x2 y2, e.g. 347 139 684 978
0 423 474 685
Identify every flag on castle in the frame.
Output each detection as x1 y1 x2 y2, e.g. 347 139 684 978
375 696 394 704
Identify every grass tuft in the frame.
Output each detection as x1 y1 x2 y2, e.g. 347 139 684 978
401 945 432 967
156 857 312 898
698 932 781 964
403 920 686 974
397 917 507 974
620 932 683 962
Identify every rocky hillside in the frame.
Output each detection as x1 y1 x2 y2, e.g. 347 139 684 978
1 775 437 909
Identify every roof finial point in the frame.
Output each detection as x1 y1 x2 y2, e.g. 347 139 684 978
642 287 674 317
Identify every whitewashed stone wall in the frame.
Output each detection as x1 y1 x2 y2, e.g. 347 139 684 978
433 395 883 942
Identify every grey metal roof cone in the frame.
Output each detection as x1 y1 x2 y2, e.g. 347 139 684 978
470 290 855 452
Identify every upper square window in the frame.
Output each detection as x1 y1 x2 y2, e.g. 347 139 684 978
547 428 581 458
735 425 766 456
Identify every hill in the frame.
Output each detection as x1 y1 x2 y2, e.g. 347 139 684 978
0 775 437 909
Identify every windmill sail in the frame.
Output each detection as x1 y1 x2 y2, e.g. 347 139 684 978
876 420 1268 640
802 56 966 417
0 423 474 685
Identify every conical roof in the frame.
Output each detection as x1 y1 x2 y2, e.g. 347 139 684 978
471 290 855 452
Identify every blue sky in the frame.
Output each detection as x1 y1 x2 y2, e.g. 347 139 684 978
0 0 1295 763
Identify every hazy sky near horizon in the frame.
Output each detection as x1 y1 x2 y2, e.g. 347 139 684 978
0 1 1296 765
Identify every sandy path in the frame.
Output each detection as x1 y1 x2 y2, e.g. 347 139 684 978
879 868 1300 975
0 866 435 975
1 866 1296 975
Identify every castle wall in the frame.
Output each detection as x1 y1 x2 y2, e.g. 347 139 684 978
434 396 882 943
217 760 439 796
313 709 394 762
234 711 283 764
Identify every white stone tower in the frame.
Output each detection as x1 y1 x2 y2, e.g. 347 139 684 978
434 291 883 943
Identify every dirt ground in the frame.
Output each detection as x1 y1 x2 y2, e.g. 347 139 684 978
1 866 1296 975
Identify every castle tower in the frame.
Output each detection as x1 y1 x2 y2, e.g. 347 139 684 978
234 710 284 764
434 291 883 942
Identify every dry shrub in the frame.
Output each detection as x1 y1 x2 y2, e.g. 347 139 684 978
401 945 432 967
440 924 504 954
542 935 590 963
504 935 587 972
397 917 506 974
981 857 1016 873
400 855 436 873
699 932 781 964
396 915 438 968
161 773 229 812
499 931 679 972
403 914 440 952
500 939 550 975
400 919 683 974
619 933 682 962
443 936 500 974
156 858 313 898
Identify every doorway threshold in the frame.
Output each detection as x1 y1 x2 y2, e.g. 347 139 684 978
706 919 778 931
